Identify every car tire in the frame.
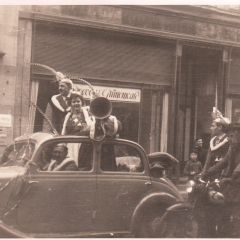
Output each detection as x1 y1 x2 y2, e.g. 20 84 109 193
216 215 240 238
135 206 166 238
156 210 204 238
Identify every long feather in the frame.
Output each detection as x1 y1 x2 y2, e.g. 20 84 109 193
26 62 98 97
30 101 59 135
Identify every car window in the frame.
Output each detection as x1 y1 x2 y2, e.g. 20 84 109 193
37 141 93 172
100 143 144 173
0 142 35 167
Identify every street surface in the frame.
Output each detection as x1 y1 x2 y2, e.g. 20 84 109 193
176 176 188 202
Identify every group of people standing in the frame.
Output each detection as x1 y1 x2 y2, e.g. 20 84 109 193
41 77 121 171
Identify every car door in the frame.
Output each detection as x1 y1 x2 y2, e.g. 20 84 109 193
15 139 97 235
95 140 152 232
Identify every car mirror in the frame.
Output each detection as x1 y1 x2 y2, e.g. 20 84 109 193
148 152 179 171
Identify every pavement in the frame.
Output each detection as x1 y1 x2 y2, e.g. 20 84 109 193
176 176 188 202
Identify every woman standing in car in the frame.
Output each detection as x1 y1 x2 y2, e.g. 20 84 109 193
61 91 93 169
61 92 91 136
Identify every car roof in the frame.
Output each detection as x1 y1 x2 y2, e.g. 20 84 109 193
14 132 55 145
13 132 144 151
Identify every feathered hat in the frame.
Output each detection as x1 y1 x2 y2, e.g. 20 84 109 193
26 63 96 95
211 107 230 126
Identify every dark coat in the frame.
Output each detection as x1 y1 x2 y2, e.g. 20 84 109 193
184 160 202 180
42 94 71 134
202 134 229 180
47 157 78 171
202 147 240 202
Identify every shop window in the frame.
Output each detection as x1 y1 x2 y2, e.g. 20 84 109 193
141 89 165 154
111 102 139 143
231 98 240 123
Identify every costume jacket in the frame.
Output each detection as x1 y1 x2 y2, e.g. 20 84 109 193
202 147 240 202
61 108 121 140
202 134 229 179
61 111 89 136
42 94 71 134
47 157 78 171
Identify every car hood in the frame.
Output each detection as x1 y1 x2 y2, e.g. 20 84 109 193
0 166 27 179
0 166 28 219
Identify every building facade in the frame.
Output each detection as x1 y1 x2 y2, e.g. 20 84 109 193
1 5 240 179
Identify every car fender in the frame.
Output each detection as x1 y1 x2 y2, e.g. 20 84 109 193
0 220 30 238
165 202 192 212
130 192 179 234
158 203 192 232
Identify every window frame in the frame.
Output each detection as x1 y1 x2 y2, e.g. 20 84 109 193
33 137 96 174
97 139 148 175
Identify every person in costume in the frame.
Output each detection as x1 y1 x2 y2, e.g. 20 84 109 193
61 91 122 170
201 109 230 180
42 77 73 134
47 143 78 171
200 123 240 237
61 92 90 136
60 92 91 169
61 91 122 140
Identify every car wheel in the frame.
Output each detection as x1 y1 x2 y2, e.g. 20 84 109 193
136 207 166 238
216 215 240 238
156 211 202 238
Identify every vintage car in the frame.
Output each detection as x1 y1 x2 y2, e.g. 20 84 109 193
0 132 183 238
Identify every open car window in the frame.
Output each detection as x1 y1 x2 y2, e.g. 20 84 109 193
37 141 93 172
100 143 144 173
0 142 35 167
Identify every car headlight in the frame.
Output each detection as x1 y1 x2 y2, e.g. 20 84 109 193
186 180 196 193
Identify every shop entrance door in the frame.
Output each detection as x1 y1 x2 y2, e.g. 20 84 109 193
141 89 168 154
179 45 224 172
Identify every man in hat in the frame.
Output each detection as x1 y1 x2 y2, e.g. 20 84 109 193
201 111 230 180
199 124 240 238
42 78 73 134
201 123 240 223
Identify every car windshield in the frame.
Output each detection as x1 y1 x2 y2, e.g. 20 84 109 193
0 142 35 167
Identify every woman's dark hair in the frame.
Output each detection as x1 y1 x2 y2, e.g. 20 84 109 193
70 92 86 106
195 138 202 143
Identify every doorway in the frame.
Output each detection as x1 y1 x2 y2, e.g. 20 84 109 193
179 45 224 171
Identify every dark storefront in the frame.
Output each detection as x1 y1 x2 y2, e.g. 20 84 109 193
8 5 240 180
32 22 175 154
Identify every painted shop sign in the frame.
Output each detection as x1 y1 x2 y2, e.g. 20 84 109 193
74 84 141 103
0 114 12 128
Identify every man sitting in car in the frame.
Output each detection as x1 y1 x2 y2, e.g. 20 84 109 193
47 143 78 171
